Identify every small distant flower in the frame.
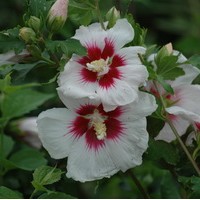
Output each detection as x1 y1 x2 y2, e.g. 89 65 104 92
47 0 69 32
58 19 148 112
37 92 157 182
11 117 42 149
0 49 29 66
147 51 200 142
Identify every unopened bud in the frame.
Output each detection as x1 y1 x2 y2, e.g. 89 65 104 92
106 7 120 28
47 0 68 32
19 27 36 44
164 43 173 54
28 16 41 32
27 44 41 59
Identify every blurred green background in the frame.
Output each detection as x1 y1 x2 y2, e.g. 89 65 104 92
1 0 200 56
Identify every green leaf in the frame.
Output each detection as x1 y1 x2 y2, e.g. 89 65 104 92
12 62 41 81
27 0 50 18
126 13 147 46
46 39 86 56
160 171 181 198
9 148 47 171
0 73 11 91
2 135 14 157
38 192 76 199
32 166 63 188
0 186 23 199
155 46 185 80
191 176 200 191
188 54 200 69
147 139 179 165
2 88 54 119
178 176 200 198
0 29 25 54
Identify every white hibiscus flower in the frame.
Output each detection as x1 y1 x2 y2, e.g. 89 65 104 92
147 51 200 142
37 91 157 182
57 19 148 112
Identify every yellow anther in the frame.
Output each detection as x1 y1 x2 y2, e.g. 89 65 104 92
86 58 107 73
93 122 107 140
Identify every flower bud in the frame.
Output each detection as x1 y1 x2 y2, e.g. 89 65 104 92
19 27 36 44
28 16 41 32
26 44 41 59
164 43 173 54
106 7 120 28
47 0 68 33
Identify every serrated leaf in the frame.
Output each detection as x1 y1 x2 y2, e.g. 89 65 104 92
147 139 179 165
126 13 147 46
2 89 54 119
38 192 76 199
33 166 63 187
46 39 86 56
155 46 185 80
27 0 49 18
9 148 47 171
0 186 23 199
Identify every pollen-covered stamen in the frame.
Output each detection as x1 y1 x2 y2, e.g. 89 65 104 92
93 121 107 140
86 58 109 76
86 109 107 140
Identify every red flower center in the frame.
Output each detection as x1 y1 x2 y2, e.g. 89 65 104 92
68 104 125 150
78 38 126 89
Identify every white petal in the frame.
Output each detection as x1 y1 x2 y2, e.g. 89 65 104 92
106 118 148 172
107 19 134 50
37 108 78 159
172 64 200 87
168 85 200 121
119 64 148 87
72 22 107 50
119 91 157 122
115 46 146 65
166 106 200 122
155 117 190 142
66 135 118 182
57 89 101 111
57 58 98 100
97 78 138 112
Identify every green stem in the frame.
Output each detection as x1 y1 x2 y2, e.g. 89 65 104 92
127 170 150 199
153 81 200 176
95 0 106 30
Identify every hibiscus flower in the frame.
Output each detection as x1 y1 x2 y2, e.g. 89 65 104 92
57 19 148 112
147 51 200 142
37 91 157 182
